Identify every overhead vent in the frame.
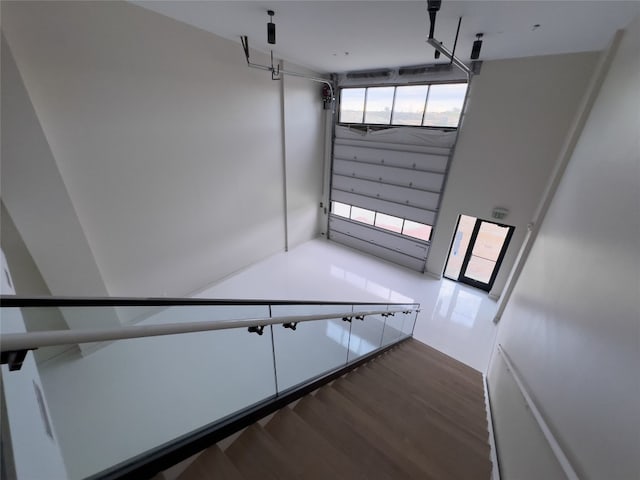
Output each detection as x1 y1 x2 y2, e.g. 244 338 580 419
399 63 453 76
337 63 468 87
346 69 392 80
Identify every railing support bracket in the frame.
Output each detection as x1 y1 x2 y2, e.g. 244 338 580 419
0 349 31 371
247 325 265 336
282 322 298 331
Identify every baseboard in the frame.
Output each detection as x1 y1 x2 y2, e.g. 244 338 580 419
424 270 442 280
484 374 501 480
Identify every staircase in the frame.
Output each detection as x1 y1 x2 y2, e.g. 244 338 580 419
176 339 492 480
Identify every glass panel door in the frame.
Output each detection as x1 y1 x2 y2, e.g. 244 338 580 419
459 219 514 291
444 215 514 292
444 214 477 280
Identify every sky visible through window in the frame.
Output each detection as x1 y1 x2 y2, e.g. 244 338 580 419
392 86 429 126
340 88 365 123
332 201 432 242
423 83 468 127
364 87 394 124
339 82 467 128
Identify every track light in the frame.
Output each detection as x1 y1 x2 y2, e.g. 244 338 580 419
471 33 483 60
426 0 442 39
267 10 276 45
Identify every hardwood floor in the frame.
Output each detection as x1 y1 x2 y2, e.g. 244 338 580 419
178 339 492 480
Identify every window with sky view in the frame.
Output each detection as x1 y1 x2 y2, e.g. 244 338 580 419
339 82 467 128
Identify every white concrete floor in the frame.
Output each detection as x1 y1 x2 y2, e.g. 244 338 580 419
196 238 499 373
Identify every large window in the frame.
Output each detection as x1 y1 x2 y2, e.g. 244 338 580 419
339 88 366 123
331 201 432 242
339 83 467 128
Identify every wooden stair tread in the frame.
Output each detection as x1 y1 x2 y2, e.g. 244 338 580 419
382 345 486 394
265 407 362 479
333 375 492 478
398 340 483 383
178 445 244 480
176 338 493 480
365 354 484 400
357 360 489 436
362 351 487 414
225 425 298 480
315 386 445 480
293 394 418 479
339 369 490 451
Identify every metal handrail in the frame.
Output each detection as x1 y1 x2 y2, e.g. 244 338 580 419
497 345 579 480
0 307 415 353
0 295 404 307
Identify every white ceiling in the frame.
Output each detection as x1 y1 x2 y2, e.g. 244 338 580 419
134 1 640 73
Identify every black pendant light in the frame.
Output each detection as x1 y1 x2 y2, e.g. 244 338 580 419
267 10 276 45
471 33 483 60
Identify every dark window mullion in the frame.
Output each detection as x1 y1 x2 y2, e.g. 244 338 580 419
389 87 398 125
362 88 368 123
421 85 430 126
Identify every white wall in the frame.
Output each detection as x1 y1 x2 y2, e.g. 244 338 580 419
0 202 73 362
0 202 55 297
0 251 69 480
487 354 566 479
488 16 639 480
282 69 325 249
427 52 599 297
1 1 325 298
1 36 124 339
0 36 111 300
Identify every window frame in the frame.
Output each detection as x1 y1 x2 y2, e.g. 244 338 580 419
330 201 433 243
338 81 467 129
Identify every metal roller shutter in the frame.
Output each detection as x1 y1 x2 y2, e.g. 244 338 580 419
329 125 456 272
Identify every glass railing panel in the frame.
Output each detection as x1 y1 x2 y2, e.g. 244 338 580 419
270 304 351 392
10 304 268 359
12 304 250 333
1 299 419 480
401 304 420 335
4 305 87 363
381 306 407 347
0 307 71 480
3 304 275 480
346 303 387 363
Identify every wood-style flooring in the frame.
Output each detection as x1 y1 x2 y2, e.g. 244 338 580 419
178 339 492 480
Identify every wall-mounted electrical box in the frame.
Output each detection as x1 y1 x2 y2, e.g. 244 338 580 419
492 207 509 221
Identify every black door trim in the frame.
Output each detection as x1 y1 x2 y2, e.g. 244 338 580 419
442 214 463 282
459 219 514 292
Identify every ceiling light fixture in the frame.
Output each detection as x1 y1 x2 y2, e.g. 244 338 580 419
267 10 276 45
427 0 442 39
239 9 335 108
471 33 483 60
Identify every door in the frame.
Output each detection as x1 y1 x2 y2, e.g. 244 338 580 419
328 125 453 272
444 215 514 292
